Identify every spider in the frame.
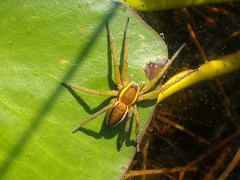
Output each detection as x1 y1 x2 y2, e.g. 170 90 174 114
62 18 194 151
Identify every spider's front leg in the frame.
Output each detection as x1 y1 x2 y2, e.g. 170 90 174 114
106 21 122 89
107 18 130 89
121 18 130 83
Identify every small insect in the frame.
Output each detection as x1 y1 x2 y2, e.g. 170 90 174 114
144 59 168 81
62 18 194 151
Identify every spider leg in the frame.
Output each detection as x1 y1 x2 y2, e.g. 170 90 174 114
127 74 133 84
141 43 186 94
138 81 145 92
138 68 198 101
120 105 134 148
122 74 133 87
121 18 130 83
62 82 118 96
106 22 122 89
72 98 117 133
133 105 140 152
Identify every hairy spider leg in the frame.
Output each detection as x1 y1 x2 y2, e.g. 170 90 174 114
138 81 145 92
138 68 198 101
121 18 130 83
141 43 186 94
133 105 140 152
72 99 117 133
119 106 134 149
61 82 118 96
126 74 133 85
106 21 122 89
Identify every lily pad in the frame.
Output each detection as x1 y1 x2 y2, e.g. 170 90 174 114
0 0 167 179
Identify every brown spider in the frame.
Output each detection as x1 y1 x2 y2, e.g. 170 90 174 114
62 18 194 151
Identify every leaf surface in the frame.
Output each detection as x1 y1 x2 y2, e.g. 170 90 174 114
0 0 167 179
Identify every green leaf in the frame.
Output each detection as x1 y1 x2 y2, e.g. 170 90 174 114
0 0 167 179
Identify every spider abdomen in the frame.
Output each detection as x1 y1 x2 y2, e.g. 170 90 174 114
106 101 128 127
118 82 139 106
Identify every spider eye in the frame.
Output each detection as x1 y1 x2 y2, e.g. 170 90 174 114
106 101 128 127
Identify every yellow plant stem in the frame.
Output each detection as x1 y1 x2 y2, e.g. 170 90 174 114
119 0 239 11
157 50 240 103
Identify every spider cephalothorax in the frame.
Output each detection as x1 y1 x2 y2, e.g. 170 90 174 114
62 18 194 151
